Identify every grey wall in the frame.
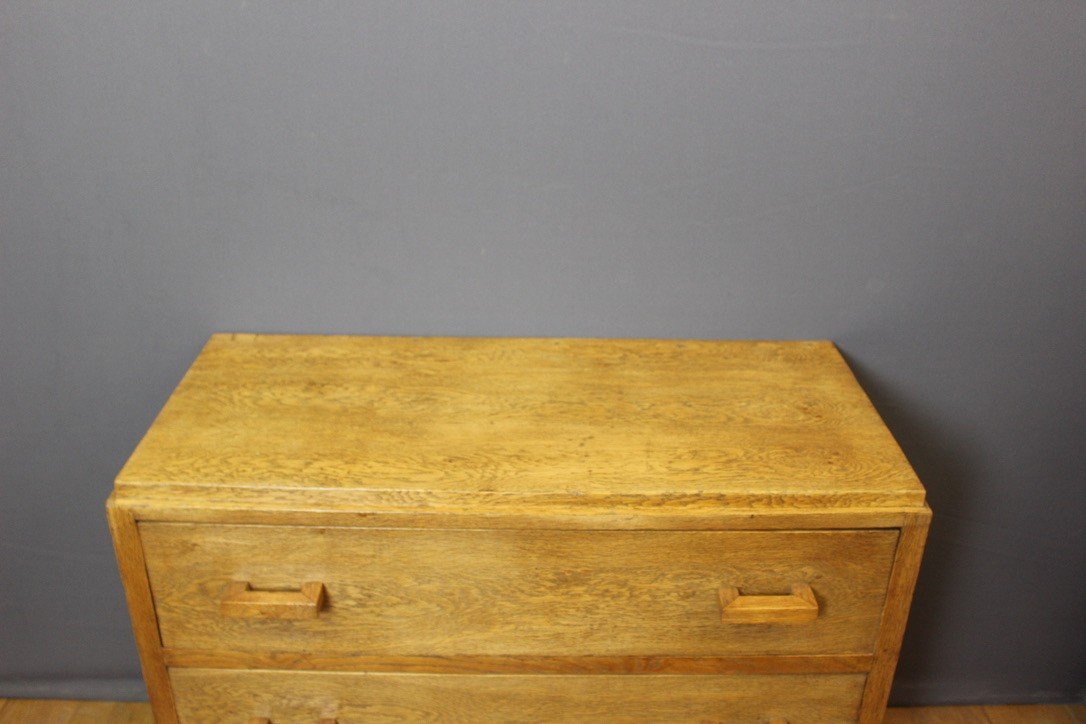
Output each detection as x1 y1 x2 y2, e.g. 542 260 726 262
1 1 1084 705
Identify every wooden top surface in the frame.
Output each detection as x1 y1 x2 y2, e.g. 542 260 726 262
115 334 924 511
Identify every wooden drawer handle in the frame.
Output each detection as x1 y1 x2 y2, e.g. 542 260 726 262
250 719 337 723
718 582 818 624
221 581 327 619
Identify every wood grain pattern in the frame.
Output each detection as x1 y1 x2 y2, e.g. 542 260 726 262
117 485 921 530
141 524 897 657
169 669 866 723
160 650 874 674
115 335 924 511
107 335 932 721
105 498 178 724
859 509 932 722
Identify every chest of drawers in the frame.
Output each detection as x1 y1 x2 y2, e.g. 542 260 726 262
108 335 929 723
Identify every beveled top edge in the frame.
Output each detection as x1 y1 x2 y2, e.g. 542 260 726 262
208 332 841 344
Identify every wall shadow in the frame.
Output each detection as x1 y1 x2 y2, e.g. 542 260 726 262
838 350 980 705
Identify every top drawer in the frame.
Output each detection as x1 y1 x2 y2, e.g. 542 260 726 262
141 524 897 657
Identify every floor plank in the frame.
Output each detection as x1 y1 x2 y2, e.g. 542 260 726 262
885 705 1086 723
68 701 154 724
985 705 1086 723
0 698 79 724
884 705 989 723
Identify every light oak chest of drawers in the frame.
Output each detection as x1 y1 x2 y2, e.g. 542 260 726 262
108 335 929 723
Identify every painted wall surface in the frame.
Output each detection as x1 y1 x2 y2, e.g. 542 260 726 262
1 1 1084 704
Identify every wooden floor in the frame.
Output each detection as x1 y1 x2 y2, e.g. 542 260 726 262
884 706 1086 723
0 699 1082 723
0 700 152 723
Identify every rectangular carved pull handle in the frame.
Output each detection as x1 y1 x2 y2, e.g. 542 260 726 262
221 581 327 620
719 582 818 624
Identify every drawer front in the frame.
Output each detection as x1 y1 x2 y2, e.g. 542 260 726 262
171 668 866 722
142 525 897 657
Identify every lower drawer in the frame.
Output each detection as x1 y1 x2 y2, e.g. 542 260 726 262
170 668 865 723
